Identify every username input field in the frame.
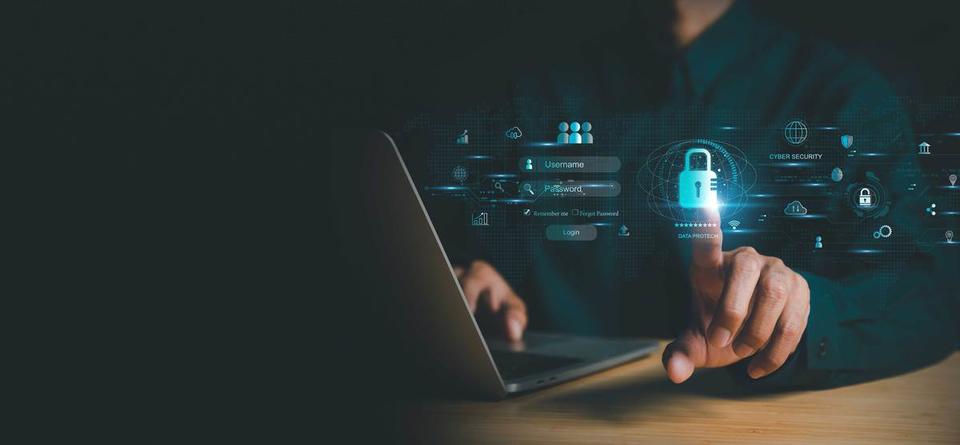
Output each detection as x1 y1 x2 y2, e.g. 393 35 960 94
518 156 621 173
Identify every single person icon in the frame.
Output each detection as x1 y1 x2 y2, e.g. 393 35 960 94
582 121 593 144
569 121 582 144
524 158 534 171
815 235 823 249
557 122 570 144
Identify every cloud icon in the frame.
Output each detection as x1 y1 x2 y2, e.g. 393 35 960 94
505 126 523 140
783 200 808 216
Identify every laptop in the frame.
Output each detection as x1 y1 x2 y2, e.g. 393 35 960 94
354 130 658 399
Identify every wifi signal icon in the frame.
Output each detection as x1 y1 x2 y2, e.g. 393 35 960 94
728 220 741 230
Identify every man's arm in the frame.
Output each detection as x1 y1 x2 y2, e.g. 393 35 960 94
666 68 958 387
747 72 959 389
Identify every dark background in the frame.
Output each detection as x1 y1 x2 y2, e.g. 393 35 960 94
10 1 959 441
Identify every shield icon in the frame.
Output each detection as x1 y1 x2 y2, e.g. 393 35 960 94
840 134 853 149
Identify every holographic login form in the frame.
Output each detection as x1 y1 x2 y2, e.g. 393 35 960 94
401 103 959 288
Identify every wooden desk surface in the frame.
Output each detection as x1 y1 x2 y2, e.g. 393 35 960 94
393 343 960 444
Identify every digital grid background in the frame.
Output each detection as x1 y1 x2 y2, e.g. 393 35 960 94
398 95 959 302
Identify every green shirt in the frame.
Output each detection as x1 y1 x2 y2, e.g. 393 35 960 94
400 1 958 389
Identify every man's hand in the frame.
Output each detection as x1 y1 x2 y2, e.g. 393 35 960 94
453 260 528 342
664 208 810 383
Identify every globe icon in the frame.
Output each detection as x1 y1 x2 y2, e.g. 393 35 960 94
784 120 808 145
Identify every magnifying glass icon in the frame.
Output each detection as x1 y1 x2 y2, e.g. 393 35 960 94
522 183 534 196
494 181 504 192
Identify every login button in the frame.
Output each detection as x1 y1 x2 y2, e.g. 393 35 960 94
545 224 597 241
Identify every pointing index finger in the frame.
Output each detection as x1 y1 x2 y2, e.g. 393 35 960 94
690 206 723 269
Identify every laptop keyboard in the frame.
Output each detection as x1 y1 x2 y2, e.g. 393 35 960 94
490 350 585 381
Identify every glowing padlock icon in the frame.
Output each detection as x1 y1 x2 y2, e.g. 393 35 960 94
678 148 718 209
858 187 872 207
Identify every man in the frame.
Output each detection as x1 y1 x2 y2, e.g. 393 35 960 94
423 0 957 389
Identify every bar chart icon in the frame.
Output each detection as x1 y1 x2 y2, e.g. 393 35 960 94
471 212 489 226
